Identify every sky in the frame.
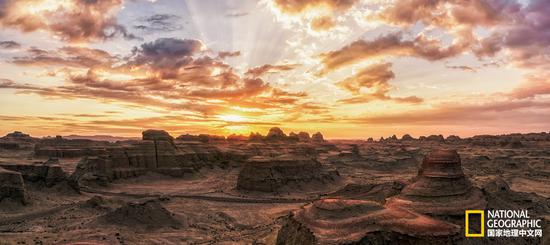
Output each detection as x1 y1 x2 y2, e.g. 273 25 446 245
0 0 549 139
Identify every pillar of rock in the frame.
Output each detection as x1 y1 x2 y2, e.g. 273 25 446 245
386 149 486 215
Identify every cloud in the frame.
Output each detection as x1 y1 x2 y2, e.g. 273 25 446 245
310 16 335 31
0 40 20 49
318 32 469 74
225 12 249 18
506 72 550 99
245 64 299 77
346 100 550 126
1 37 312 117
445 64 477 72
134 14 183 33
336 63 423 104
0 0 136 42
217 51 241 59
272 0 358 14
12 46 116 68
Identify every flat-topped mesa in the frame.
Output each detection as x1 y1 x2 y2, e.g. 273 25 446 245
142 129 174 142
236 154 340 193
0 167 29 205
276 198 460 245
386 149 486 215
266 127 287 141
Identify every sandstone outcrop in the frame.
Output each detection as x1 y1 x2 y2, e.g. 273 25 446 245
236 155 340 193
0 167 29 205
266 127 287 141
34 136 112 158
0 162 72 189
311 132 324 143
97 199 182 230
142 129 174 142
386 149 486 215
276 198 460 244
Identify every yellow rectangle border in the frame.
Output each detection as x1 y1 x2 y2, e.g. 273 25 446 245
465 210 485 237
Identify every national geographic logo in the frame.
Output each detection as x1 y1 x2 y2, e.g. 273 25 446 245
465 210 485 237
465 209 543 238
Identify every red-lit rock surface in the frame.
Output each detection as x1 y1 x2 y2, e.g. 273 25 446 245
385 149 486 215
237 155 340 192
276 198 460 245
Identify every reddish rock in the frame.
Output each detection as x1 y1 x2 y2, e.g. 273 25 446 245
227 134 248 141
0 167 29 205
142 129 174 142
401 134 415 141
297 132 310 142
276 198 460 244
266 127 287 141
311 132 324 143
248 132 263 142
236 155 339 193
386 149 486 215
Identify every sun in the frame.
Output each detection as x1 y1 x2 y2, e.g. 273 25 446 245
217 114 245 122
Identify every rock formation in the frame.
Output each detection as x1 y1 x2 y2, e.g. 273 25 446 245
0 161 73 189
34 136 111 158
97 199 182 230
236 155 339 193
386 149 486 215
276 198 460 244
425 134 445 142
142 129 174 142
446 135 461 142
0 167 29 205
297 132 310 142
266 127 287 141
401 134 414 141
311 132 324 143
227 134 248 141
247 132 263 142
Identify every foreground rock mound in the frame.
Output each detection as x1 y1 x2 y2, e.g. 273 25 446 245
386 149 486 215
97 199 182 230
276 198 459 245
0 167 28 205
237 155 340 193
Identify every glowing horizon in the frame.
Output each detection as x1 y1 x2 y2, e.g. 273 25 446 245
0 0 549 139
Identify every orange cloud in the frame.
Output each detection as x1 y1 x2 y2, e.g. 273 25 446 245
310 16 335 31
272 0 358 14
318 32 470 74
0 0 136 42
336 63 423 104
